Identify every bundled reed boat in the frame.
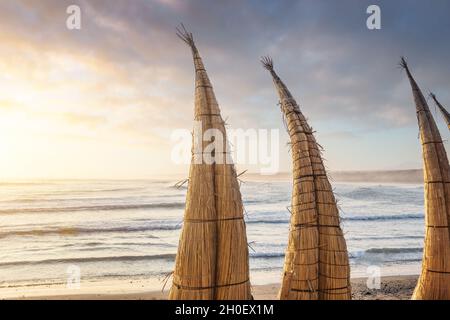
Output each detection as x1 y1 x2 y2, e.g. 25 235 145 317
400 58 450 299
430 93 450 130
168 26 252 300
261 57 351 300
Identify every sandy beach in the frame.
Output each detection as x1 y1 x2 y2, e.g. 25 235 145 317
3 275 417 300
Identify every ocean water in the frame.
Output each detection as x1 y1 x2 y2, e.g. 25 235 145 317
0 179 424 292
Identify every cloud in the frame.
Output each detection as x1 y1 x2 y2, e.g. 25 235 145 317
0 0 449 177
4 0 448 129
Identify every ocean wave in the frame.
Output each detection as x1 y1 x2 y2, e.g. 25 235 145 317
0 202 185 215
59 239 160 248
244 198 288 206
246 213 423 225
347 235 423 241
249 247 424 261
344 214 423 221
339 187 387 200
0 254 177 267
364 247 423 254
0 213 422 238
247 219 289 224
0 224 181 238
338 186 423 205
350 247 423 259
76 242 176 252
0 194 152 204
250 252 285 259
0 247 424 268
0 252 284 267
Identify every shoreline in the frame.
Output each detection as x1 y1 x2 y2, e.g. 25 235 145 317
3 275 418 300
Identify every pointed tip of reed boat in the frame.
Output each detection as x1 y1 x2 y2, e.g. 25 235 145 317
260 56 274 71
176 23 196 49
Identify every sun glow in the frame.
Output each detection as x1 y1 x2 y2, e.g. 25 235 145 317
0 34 179 180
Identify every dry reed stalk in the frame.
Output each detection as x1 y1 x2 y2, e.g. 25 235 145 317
430 93 450 130
400 57 450 300
261 57 351 300
169 25 251 300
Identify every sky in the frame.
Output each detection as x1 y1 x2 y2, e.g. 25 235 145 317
0 0 449 179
